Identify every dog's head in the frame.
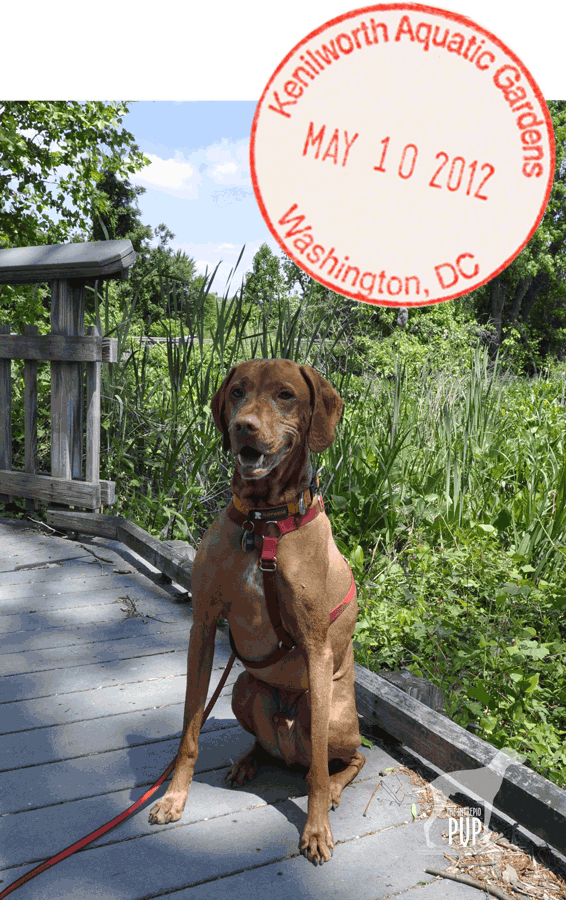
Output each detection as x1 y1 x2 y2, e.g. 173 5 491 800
211 359 343 480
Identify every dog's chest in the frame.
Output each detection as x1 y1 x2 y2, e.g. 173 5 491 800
218 535 282 654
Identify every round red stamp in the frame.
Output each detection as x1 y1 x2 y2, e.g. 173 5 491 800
250 3 555 307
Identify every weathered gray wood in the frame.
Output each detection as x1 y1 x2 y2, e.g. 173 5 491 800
0 323 12 504
50 280 79 479
23 324 39 512
0 470 115 507
1 664 238 733
0 787 432 900
378 667 446 713
0 561 105 588
0 573 148 606
0 693 236 769
355 662 566 855
45 509 120 538
44 511 194 590
0 645 188 703
101 336 118 363
0 239 136 284
0 628 213 678
85 325 101 495
72 284 84 479
114 520 195 591
0 726 250 819
0 333 105 361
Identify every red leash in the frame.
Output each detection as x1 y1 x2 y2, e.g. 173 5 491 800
0 652 237 899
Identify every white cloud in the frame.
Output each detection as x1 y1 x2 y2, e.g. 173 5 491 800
204 139 250 186
131 138 251 201
132 152 200 199
215 162 237 175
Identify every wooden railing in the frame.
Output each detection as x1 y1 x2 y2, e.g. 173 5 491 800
0 239 135 511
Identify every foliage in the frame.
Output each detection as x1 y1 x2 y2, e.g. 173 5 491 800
470 100 566 364
326 356 566 786
0 101 148 247
91 168 152 251
242 243 289 312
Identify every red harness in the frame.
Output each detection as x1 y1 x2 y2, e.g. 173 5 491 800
226 490 356 669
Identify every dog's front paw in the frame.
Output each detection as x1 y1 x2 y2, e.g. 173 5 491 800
148 791 188 824
299 816 335 865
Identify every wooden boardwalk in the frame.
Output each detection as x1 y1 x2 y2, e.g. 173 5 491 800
0 516 546 900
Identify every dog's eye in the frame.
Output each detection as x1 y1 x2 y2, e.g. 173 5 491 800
279 391 294 400
231 387 244 398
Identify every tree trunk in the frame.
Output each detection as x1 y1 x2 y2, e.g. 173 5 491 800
490 276 506 357
507 277 531 331
519 269 550 325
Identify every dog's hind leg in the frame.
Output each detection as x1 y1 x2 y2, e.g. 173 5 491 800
328 751 365 809
227 672 280 785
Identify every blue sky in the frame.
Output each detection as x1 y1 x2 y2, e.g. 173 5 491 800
125 102 269 290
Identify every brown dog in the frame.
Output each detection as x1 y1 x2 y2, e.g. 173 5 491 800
149 359 365 865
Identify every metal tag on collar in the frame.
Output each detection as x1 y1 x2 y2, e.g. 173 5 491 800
298 493 306 516
241 522 255 551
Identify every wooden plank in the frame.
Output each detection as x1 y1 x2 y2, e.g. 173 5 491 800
0 693 236 769
23 324 39 513
85 325 101 494
116 520 193 591
102 479 115 505
44 511 195 591
45 509 120 538
0 323 11 504
51 280 75 480
0 239 136 284
0 333 104 362
101 336 117 363
0 665 233 733
71 282 84 479
0 726 250 819
0 470 117 507
0 333 117 363
0 786 416 900
0 561 108 588
354 662 566 855
0 646 189 704
0 625 188 678
0 573 140 605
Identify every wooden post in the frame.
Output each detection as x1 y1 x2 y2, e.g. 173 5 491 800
23 324 39 512
50 279 84 483
0 323 12 504
85 324 101 512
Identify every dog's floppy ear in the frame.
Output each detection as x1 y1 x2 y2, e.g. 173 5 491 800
300 365 343 452
211 366 238 452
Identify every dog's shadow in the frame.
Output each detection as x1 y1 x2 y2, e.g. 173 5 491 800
219 753 309 832
215 753 353 834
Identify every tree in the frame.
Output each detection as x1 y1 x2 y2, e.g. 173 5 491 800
125 224 199 327
92 168 152 252
472 100 566 365
0 101 148 248
242 244 288 311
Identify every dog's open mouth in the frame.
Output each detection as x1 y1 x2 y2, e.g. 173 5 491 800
237 445 267 472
